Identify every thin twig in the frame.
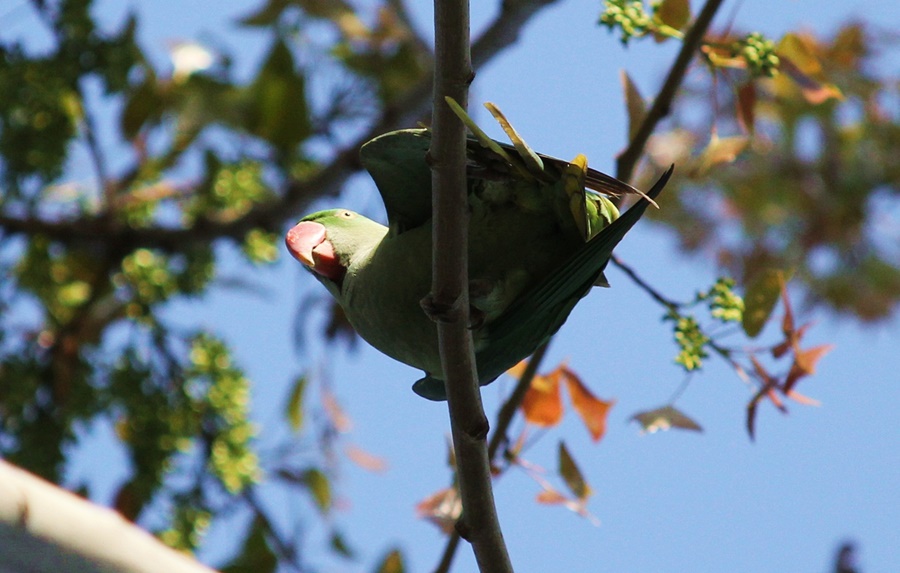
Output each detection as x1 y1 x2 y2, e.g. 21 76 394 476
611 254 679 310
614 255 747 384
430 0 512 570
78 87 113 209
616 0 726 183
433 533 463 573
486 341 550 462
243 488 304 572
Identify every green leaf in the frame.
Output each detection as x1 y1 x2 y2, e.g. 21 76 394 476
220 517 278 573
558 441 591 501
631 405 703 433
329 529 355 559
742 268 792 337
121 79 163 139
244 38 311 152
285 374 307 431
301 468 332 514
373 548 405 573
654 0 690 32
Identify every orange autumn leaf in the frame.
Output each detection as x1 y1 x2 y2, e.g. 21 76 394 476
794 344 834 375
344 444 388 473
561 367 614 442
322 388 352 433
536 489 567 505
521 369 563 427
506 359 529 379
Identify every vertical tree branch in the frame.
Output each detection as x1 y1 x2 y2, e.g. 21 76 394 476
432 0 728 569
429 0 513 571
434 341 550 573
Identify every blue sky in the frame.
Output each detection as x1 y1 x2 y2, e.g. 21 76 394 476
7 0 899 571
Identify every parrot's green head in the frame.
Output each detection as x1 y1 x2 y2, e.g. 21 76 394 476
286 209 387 288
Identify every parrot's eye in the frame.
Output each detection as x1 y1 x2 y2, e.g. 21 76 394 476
339 210 354 219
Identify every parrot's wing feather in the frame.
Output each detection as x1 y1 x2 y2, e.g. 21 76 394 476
537 152 657 204
360 129 434 235
475 166 674 383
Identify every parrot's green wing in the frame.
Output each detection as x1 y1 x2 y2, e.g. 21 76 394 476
359 129 434 236
360 124 649 237
476 166 674 382
412 166 673 401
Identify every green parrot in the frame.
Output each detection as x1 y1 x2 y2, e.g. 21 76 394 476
286 104 672 400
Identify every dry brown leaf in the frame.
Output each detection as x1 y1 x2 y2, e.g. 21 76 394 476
621 70 647 141
415 487 461 534
736 82 756 134
777 32 844 103
694 134 749 175
631 405 703 434
784 344 834 393
778 56 843 104
785 388 821 406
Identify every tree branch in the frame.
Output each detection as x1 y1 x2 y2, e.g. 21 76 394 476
0 0 563 253
429 0 512 571
432 0 727 568
615 0 726 183
433 341 550 573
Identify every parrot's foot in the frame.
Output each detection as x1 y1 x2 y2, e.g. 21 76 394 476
468 307 485 330
420 293 461 322
467 279 494 330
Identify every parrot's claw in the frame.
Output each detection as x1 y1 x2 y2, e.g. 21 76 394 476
420 293 461 322
468 307 485 330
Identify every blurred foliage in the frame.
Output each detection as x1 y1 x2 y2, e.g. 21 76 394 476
641 22 899 321
0 0 428 570
0 0 895 571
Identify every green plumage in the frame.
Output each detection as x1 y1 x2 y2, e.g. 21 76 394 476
288 120 672 400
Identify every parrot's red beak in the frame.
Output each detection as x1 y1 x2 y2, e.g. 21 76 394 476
286 221 343 280
286 221 326 267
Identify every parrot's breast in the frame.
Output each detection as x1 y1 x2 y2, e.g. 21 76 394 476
341 226 444 376
339 199 581 381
